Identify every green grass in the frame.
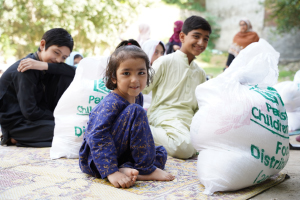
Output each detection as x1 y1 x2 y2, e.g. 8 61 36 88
195 52 226 78
202 66 223 78
195 52 298 82
278 65 297 82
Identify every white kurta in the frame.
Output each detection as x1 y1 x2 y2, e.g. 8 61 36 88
143 50 206 159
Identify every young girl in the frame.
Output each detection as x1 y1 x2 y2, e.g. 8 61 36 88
79 40 175 188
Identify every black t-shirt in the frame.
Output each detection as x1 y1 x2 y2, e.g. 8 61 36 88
0 53 76 130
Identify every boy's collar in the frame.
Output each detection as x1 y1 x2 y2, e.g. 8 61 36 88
175 50 196 61
33 51 41 61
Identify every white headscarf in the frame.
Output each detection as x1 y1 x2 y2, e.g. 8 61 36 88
141 39 166 65
240 18 253 32
65 51 83 67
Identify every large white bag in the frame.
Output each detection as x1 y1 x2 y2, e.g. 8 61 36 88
50 56 110 159
274 70 300 131
190 39 289 195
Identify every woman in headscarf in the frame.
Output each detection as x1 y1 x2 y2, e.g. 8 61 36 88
137 23 151 46
166 20 184 54
141 39 166 110
225 18 259 69
65 51 84 67
142 39 166 66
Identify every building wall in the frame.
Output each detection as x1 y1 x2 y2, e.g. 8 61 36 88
262 27 300 63
206 0 300 62
205 0 265 51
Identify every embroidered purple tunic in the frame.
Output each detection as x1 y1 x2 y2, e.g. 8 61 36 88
79 92 167 178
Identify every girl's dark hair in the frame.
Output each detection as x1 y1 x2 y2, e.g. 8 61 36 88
182 15 212 35
116 39 141 49
38 28 74 52
105 39 154 90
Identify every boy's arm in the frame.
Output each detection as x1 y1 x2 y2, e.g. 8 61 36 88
142 58 164 94
86 101 119 178
18 58 75 77
14 70 54 121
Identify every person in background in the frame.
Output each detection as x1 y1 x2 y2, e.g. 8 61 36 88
225 18 259 69
0 28 75 147
79 39 174 189
142 39 166 66
166 20 184 54
141 39 166 110
137 23 151 46
65 51 83 67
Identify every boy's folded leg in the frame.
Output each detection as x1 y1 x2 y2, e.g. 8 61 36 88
8 120 54 147
150 124 196 159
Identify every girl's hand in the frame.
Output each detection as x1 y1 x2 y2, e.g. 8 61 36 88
107 171 134 188
18 58 48 72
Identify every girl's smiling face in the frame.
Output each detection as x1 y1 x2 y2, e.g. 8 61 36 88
112 58 147 104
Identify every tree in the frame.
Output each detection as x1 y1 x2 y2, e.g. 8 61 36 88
0 0 152 60
264 0 300 33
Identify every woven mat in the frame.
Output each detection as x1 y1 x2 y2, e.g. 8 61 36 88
0 146 287 200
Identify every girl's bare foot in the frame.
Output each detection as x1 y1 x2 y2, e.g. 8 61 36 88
107 171 134 188
11 138 17 145
119 168 139 183
137 168 175 181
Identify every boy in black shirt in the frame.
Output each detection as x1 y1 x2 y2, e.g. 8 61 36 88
0 28 75 147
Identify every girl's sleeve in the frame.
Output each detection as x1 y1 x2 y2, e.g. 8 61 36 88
86 100 120 178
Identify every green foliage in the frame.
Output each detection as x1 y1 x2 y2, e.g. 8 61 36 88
205 13 220 49
199 47 212 63
0 0 151 59
264 0 300 33
162 0 205 11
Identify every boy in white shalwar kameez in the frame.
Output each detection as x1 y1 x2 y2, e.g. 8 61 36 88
143 16 211 159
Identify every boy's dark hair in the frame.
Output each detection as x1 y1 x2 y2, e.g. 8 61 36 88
182 15 212 35
105 39 154 90
74 54 83 60
38 28 74 52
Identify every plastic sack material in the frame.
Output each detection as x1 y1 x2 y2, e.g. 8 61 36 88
274 70 300 131
190 39 289 195
50 56 110 159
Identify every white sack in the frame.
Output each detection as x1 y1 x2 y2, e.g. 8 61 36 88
274 70 300 131
190 39 289 195
50 56 110 159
